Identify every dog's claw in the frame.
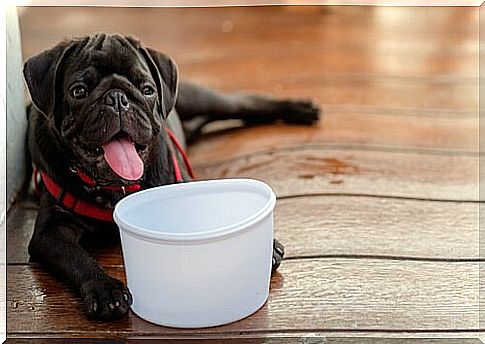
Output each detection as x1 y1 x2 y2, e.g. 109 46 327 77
274 243 284 257
81 276 132 320
272 239 285 272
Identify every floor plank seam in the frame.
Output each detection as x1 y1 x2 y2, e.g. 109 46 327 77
191 143 482 169
283 255 484 263
8 254 484 268
7 329 484 337
277 193 482 204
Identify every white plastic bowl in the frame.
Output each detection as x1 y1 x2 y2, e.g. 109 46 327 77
113 178 276 328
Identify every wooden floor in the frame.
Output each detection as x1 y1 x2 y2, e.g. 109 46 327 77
8 5 481 342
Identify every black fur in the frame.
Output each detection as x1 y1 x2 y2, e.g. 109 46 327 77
24 33 320 320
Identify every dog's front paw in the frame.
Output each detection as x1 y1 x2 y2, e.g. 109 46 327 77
81 276 133 320
279 99 321 125
272 239 285 272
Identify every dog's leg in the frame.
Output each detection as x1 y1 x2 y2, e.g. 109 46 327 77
176 81 321 141
28 195 132 320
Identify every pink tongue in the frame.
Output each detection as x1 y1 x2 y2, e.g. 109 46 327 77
103 138 144 180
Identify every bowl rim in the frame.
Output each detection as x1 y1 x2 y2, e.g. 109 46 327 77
113 178 276 244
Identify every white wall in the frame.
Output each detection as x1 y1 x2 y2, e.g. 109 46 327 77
6 7 27 209
0 6 6 344
3 6 27 342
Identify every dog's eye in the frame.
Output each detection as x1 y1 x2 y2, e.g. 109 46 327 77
70 86 88 100
142 86 155 96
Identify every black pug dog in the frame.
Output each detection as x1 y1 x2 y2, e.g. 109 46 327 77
23 33 320 320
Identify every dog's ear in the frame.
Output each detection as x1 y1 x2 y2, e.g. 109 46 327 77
140 47 179 119
23 41 75 118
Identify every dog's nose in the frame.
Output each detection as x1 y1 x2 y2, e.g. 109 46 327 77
105 90 129 112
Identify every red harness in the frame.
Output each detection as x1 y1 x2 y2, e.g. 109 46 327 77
35 127 195 222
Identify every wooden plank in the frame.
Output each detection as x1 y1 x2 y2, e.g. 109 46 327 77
275 196 479 260
7 259 478 336
6 331 482 341
321 339 480 343
194 148 478 201
5 337 482 343
188 111 478 164
179 55 477 93
7 196 479 265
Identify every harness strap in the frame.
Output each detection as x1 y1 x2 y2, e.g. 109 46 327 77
166 127 195 181
40 171 114 222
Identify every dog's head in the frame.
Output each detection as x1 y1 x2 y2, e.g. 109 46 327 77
24 33 178 183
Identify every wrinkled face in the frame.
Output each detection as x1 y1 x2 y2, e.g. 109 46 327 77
59 38 160 183
24 34 178 185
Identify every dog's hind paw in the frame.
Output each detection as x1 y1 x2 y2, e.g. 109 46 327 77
272 239 285 272
279 99 321 125
81 276 133 320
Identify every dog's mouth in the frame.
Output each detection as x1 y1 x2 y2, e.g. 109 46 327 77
101 131 147 181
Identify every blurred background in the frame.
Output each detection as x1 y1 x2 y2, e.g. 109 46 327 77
18 6 478 107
